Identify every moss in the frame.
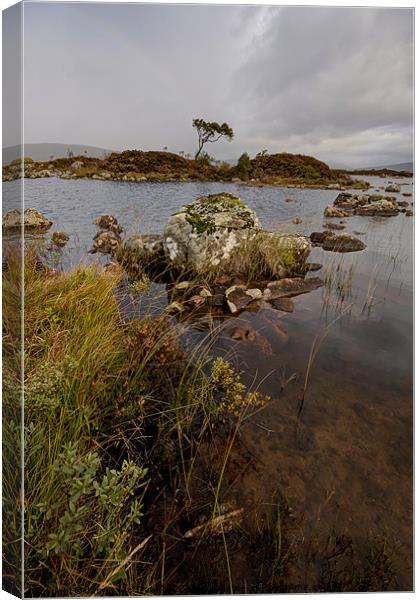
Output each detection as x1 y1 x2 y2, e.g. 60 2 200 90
182 193 256 234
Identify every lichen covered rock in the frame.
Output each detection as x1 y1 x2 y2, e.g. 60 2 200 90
163 193 261 273
3 208 53 232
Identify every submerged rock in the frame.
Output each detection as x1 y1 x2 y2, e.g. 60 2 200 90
270 297 295 312
228 326 257 342
292 217 302 224
263 277 323 300
321 233 366 253
3 208 53 232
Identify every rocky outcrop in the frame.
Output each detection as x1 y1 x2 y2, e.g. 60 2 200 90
2 208 53 232
328 192 402 218
354 199 399 217
160 193 310 278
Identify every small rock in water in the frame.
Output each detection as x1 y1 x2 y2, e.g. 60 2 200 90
51 231 70 247
385 183 401 193
402 192 412 197
292 217 302 224
264 277 323 300
397 201 409 207
324 205 348 218
405 210 414 217
93 214 123 233
323 222 345 230
321 233 366 253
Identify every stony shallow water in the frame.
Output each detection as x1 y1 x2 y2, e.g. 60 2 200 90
4 175 413 587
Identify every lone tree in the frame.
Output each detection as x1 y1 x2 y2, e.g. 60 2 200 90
192 118 234 160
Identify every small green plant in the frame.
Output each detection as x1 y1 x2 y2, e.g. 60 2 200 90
128 272 150 294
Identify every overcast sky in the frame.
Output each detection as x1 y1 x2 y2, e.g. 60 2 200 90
9 3 415 167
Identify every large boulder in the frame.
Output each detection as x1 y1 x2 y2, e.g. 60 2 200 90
3 208 53 232
163 193 261 273
162 193 310 277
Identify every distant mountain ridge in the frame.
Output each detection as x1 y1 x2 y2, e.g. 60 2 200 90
3 143 114 163
366 162 413 172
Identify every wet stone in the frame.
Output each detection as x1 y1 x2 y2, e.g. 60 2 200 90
264 277 324 300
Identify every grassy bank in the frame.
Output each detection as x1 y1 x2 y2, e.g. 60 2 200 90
2 248 404 595
4 249 276 595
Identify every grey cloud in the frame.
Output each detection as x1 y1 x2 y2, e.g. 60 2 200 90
19 3 414 168
233 7 413 166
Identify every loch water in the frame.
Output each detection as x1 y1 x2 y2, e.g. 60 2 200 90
5 175 413 587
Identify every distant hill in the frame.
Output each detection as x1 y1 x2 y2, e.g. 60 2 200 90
367 162 413 172
2 143 114 164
